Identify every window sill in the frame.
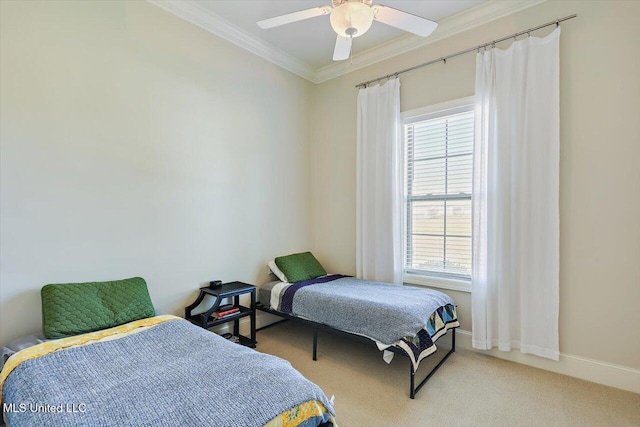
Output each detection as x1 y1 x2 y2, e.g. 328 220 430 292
403 273 471 293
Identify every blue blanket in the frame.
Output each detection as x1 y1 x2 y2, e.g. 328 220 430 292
277 275 459 368
3 319 334 427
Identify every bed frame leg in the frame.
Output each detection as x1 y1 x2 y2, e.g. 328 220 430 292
410 362 416 399
313 328 318 361
408 328 457 399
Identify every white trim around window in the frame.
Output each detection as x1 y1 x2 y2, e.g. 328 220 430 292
404 272 471 292
401 96 476 122
402 96 475 293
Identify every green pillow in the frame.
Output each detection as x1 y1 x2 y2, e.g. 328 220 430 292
41 277 155 339
275 252 327 283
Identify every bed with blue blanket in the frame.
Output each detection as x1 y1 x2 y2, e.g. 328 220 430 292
259 274 459 399
1 278 335 427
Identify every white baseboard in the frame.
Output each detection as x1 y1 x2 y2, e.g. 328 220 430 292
224 316 639 394
455 329 640 394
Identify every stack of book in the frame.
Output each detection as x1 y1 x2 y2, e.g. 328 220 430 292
212 304 240 319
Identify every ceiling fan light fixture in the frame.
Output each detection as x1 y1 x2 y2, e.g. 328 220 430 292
330 2 374 38
256 1 438 62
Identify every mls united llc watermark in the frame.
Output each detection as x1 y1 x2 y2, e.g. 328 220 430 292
3 402 87 413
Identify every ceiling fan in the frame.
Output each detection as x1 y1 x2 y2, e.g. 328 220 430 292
257 0 438 61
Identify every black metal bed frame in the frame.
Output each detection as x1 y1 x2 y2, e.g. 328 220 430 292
256 305 456 399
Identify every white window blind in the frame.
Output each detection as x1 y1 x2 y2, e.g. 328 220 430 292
404 107 474 279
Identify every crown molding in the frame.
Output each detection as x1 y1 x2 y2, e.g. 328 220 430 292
315 0 547 83
148 0 318 83
148 0 547 85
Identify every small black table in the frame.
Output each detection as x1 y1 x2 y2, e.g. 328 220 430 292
185 281 256 348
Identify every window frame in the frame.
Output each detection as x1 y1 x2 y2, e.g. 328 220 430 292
401 96 475 293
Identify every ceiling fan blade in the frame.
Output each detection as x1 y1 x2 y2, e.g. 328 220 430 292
333 35 352 61
371 5 438 37
257 6 331 29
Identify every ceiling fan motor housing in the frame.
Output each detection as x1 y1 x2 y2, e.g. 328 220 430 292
330 1 374 38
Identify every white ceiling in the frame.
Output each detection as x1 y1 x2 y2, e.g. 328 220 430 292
149 0 545 83
196 1 484 69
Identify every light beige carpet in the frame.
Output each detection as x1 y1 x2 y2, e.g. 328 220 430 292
256 322 640 427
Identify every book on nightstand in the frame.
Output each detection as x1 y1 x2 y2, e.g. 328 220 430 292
212 307 240 319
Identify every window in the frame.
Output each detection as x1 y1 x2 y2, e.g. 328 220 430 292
403 98 474 287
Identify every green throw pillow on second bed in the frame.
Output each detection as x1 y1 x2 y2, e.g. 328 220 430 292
274 252 327 283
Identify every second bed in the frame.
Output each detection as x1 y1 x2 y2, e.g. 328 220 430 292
257 274 459 399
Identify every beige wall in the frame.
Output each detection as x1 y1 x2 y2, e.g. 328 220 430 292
0 1 314 344
310 0 640 370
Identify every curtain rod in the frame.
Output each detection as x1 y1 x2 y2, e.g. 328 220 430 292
355 14 577 89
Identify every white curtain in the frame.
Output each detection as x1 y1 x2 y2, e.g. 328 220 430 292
356 78 403 284
472 28 560 360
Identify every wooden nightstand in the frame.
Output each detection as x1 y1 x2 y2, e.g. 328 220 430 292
185 281 256 348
